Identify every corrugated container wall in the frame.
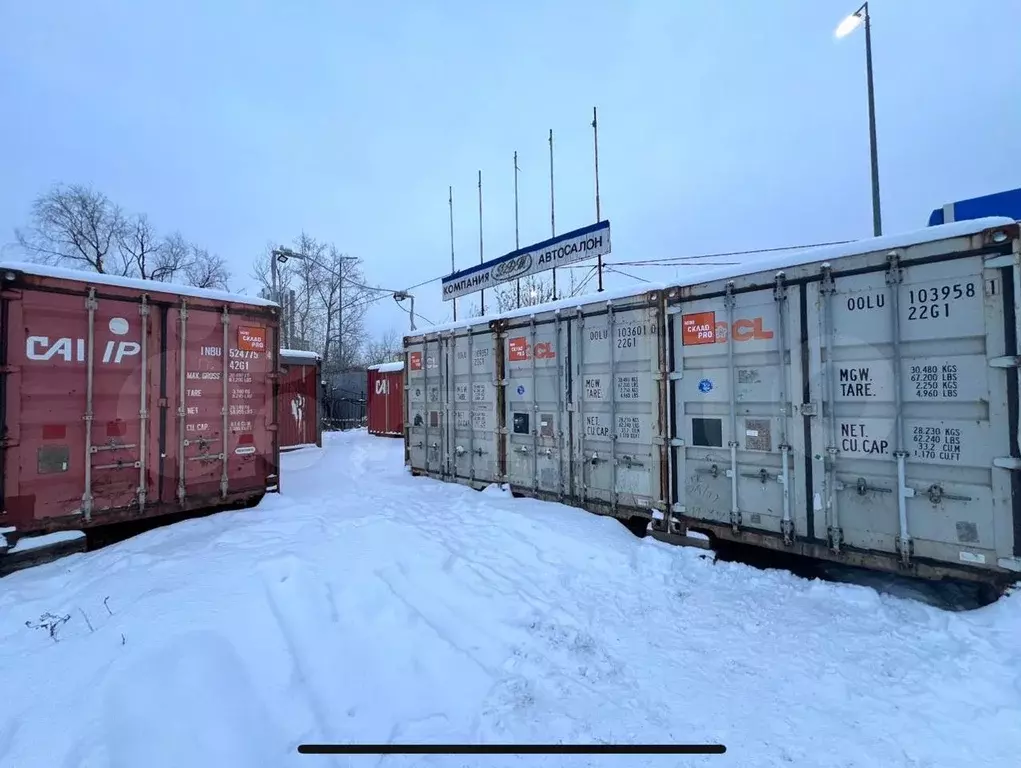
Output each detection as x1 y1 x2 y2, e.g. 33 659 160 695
404 218 1021 588
663 219 1021 584
404 288 666 519
0 263 281 542
367 362 404 437
278 350 322 450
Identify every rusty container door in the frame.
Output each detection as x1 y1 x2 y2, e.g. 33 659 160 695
367 367 383 435
279 361 319 448
164 303 276 505
385 368 405 436
1 286 159 527
667 279 807 542
571 291 665 519
367 364 405 437
502 314 567 500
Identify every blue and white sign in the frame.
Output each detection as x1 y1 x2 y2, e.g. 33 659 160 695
698 378 714 394
441 220 611 301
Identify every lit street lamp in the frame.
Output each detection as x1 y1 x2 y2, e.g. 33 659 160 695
836 1 883 237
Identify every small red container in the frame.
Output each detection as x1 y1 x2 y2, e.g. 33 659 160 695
0 261 281 542
367 362 404 437
278 349 322 450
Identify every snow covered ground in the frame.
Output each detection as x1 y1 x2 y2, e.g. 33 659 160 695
1 430 1019 768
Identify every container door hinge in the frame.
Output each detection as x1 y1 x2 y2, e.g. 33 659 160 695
997 557 1021 573
993 457 1021 471
984 253 1016 269
896 535 914 566
780 518 794 545
828 526 843 553
989 356 1021 369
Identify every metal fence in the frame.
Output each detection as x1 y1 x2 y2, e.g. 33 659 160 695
321 369 368 431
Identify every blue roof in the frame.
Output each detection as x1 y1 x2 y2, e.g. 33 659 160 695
928 187 1021 226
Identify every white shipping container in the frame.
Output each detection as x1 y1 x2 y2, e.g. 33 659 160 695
405 286 666 523
405 217 1021 587
494 289 665 516
405 322 500 485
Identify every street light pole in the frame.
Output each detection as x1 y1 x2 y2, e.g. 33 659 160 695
863 5 882 237
338 263 344 369
273 249 418 347
270 252 279 305
836 2 883 237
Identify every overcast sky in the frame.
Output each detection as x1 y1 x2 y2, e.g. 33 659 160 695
2 0 1019 337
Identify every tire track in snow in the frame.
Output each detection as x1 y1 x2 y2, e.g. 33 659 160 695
372 565 502 680
258 554 345 742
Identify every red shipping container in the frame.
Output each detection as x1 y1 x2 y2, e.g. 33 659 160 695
278 349 322 450
0 262 280 549
367 362 404 437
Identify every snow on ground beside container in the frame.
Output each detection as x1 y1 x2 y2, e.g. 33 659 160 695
7 530 86 554
0 431 1019 768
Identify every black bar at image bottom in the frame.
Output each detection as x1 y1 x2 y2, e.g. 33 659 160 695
297 744 727 755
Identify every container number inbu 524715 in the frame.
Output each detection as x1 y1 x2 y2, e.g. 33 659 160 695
907 282 975 321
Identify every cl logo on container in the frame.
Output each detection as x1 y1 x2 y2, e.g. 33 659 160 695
508 336 556 361
375 379 390 395
721 317 774 342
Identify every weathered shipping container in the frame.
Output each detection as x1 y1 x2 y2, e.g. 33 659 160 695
404 286 666 521
0 263 281 559
405 217 1021 588
367 361 404 437
279 349 322 450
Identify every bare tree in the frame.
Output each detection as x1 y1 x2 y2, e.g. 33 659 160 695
317 246 370 374
118 213 168 280
464 275 556 317
161 232 192 278
363 328 403 366
15 183 231 289
16 184 125 274
290 233 330 348
253 237 373 371
184 246 230 290
494 275 555 312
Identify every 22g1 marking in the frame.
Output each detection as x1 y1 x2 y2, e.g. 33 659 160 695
907 282 975 321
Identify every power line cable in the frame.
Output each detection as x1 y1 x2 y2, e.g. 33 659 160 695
607 239 854 267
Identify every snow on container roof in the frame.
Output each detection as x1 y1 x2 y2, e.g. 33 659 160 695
407 217 1016 338
0 260 278 307
412 281 667 337
671 216 1017 290
280 349 321 363
367 361 404 373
